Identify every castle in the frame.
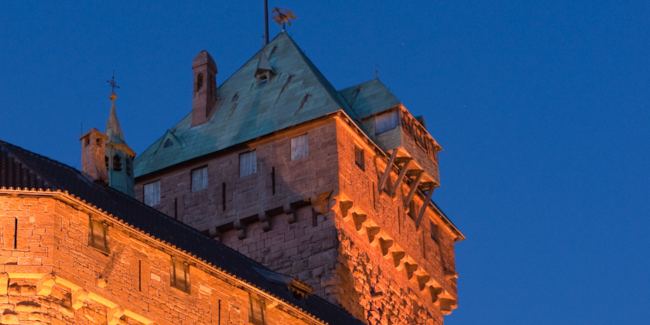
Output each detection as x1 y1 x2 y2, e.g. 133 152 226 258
0 30 463 325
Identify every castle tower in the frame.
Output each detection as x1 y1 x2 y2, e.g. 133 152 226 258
191 50 218 127
105 92 136 197
134 33 463 325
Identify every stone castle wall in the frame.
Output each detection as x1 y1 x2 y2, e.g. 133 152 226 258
0 194 324 325
133 114 459 324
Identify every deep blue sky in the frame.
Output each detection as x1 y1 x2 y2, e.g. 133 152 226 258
1 1 649 324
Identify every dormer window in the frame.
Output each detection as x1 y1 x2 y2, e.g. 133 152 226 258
259 74 268 85
164 139 174 148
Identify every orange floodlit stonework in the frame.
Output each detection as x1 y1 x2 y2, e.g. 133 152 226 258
0 31 464 325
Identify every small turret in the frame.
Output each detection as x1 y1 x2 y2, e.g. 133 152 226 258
191 50 218 127
105 93 136 197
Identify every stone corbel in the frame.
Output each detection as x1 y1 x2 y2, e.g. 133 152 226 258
445 270 459 280
351 213 367 232
72 289 89 310
416 275 431 291
428 285 443 304
258 211 272 232
365 226 381 244
392 251 406 269
36 274 56 296
283 204 296 224
107 306 126 325
234 219 246 239
310 190 333 215
377 238 394 256
404 262 419 280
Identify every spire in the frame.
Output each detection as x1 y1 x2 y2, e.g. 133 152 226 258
106 93 126 145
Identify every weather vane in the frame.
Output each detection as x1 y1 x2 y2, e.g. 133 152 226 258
107 71 120 95
271 7 297 30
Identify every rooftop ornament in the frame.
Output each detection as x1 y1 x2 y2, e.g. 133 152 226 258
271 7 297 30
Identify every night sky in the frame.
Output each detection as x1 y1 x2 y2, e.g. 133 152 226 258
1 1 649 324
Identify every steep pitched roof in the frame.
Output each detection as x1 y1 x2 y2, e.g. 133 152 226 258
135 32 356 177
339 78 402 119
106 96 126 145
0 139 364 325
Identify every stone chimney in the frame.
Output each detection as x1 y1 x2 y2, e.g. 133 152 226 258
79 128 109 183
191 50 218 127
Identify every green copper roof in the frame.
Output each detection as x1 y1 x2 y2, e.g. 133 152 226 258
339 78 402 119
134 32 401 177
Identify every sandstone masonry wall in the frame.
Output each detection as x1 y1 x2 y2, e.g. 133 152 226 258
0 194 327 325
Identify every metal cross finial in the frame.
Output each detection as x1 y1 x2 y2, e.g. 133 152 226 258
107 71 120 94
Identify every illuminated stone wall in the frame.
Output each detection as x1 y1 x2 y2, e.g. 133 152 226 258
0 194 328 324
134 113 461 324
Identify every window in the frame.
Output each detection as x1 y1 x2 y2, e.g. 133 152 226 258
291 134 309 160
375 110 399 134
89 217 109 253
144 181 161 206
170 258 190 293
240 151 257 177
113 155 122 171
249 293 266 325
126 157 133 177
191 167 208 192
355 146 365 170
430 221 439 243
259 74 268 85
164 139 174 148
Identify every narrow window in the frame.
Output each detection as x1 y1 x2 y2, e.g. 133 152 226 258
375 110 399 134
171 258 190 293
13 218 17 249
249 293 266 325
89 217 109 253
126 157 133 177
144 181 161 206
113 155 122 171
164 139 174 148
239 150 257 177
271 167 276 195
430 221 439 243
105 156 109 169
96 138 102 145
222 182 226 211
174 198 178 219
191 167 208 192
138 260 142 291
291 134 309 160
355 146 365 170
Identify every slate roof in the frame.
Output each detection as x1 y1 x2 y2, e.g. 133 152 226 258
135 32 403 178
0 139 365 325
339 78 402 119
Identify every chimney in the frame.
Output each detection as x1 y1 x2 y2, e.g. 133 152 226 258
79 128 109 183
191 50 218 127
